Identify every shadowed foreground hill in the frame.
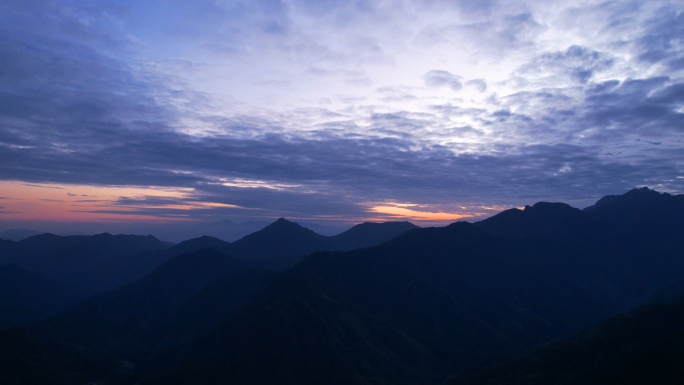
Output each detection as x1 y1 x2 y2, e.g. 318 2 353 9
25 248 268 361
0 265 86 330
452 295 684 385
139 223 611 385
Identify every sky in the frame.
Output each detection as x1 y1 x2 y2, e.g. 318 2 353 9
0 0 683 237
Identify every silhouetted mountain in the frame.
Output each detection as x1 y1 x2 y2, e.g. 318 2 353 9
3 188 684 385
0 248 278 384
452 295 684 385
147 219 270 243
329 221 419 250
80 235 232 294
0 328 122 385
139 223 612 385
222 218 332 260
0 264 87 330
165 235 230 255
475 188 684 309
475 201 600 242
126 268 281 359
0 220 415 376
12 233 169 293
223 218 419 260
0 228 42 241
584 187 684 238
26 248 253 358
0 239 20 264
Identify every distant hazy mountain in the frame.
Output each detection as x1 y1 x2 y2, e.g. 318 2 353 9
11 233 170 294
0 264 87 330
452 295 684 385
0 229 42 241
86 235 233 293
136 219 271 243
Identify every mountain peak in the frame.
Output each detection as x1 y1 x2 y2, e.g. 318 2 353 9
268 217 300 229
525 201 581 215
588 187 675 210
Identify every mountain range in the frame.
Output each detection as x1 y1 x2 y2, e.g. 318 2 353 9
0 187 682 385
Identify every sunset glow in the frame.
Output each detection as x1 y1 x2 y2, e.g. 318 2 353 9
0 181 203 222
368 204 476 222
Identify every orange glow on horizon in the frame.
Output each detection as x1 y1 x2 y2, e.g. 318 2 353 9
368 204 474 222
0 181 236 223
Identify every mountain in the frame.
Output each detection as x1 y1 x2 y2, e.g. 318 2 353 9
3 188 683 385
0 220 415 373
222 218 331 260
0 239 20 264
23 247 283 366
452 295 684 385
0 328 121 385
0 264 87 330
143 219 271 243
583 186 684 238
138 223 613 385
222 218 418 260
329 221 418 250
0 228 42 241
11 233 170 293
163 235 230 256
475 188 684 310
135 189 684 385
475 202 594 240
80 235 233 294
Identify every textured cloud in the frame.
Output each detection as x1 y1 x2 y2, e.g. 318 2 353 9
424 70 463 91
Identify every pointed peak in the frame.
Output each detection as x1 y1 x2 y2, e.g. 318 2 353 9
266 217 302 229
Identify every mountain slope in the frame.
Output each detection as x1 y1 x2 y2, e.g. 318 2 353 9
452 296 684 385
140 223 612 385
583 187 684 238
223 218 418 260
0 229 42 241
222 218 332 260
0 264 87 330
15 233 170 293
328 221 418 250
26 248 255 360
475 202 594 240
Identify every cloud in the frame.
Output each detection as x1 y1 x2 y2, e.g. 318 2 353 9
465 79 487 92
0 0 683 227
424 70 463 91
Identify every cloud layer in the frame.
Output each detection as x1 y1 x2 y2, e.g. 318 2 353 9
0 0 682 229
